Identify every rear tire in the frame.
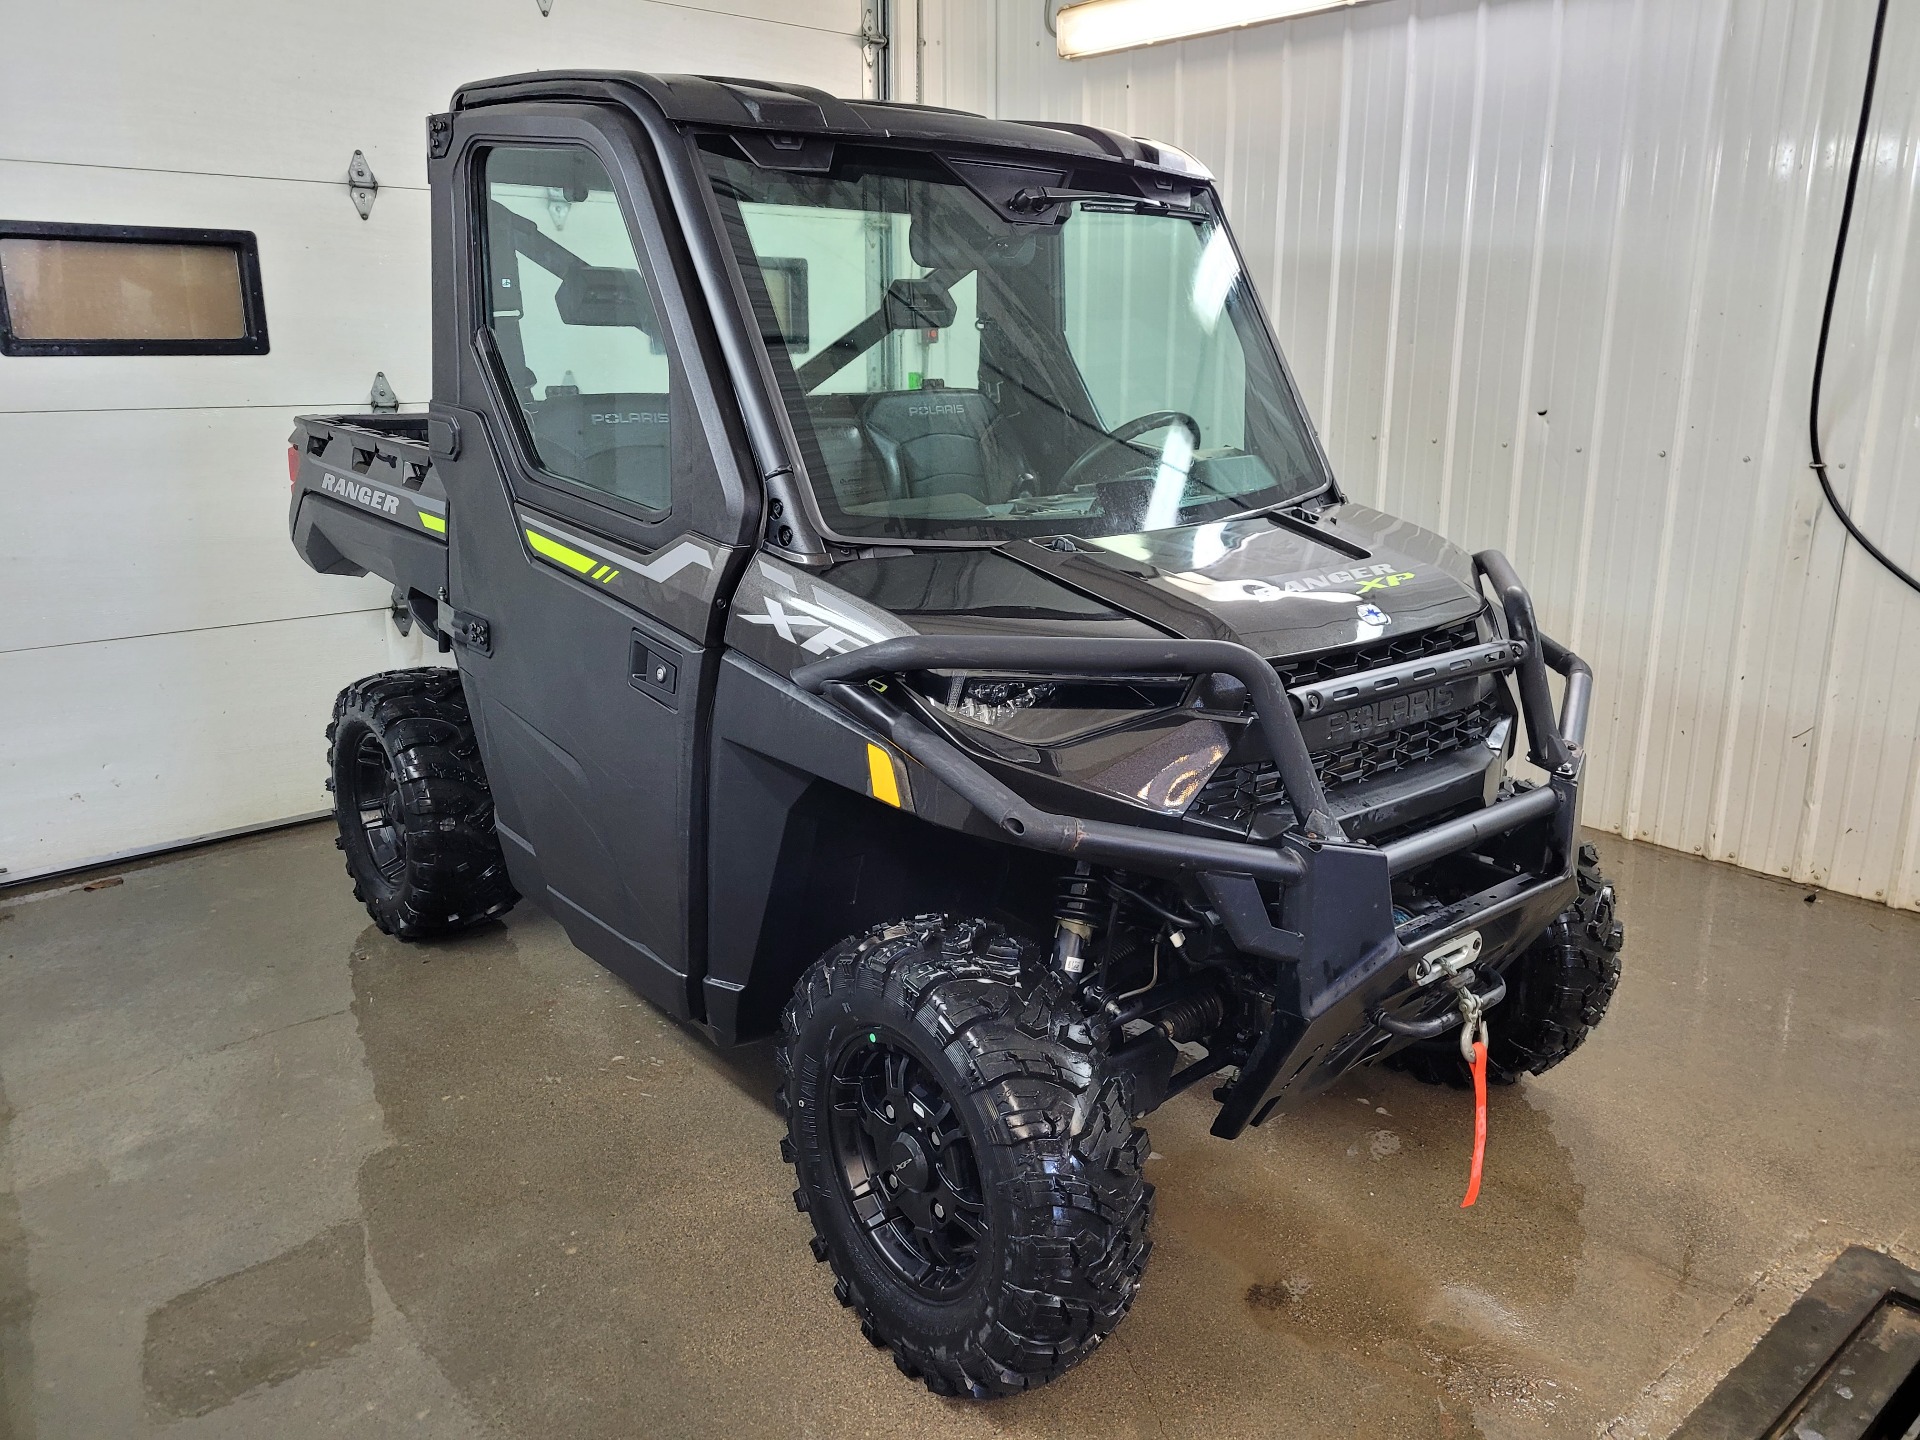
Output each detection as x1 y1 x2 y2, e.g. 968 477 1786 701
326 668 518 940
777 916 1152 1398
1387 842 1624 1087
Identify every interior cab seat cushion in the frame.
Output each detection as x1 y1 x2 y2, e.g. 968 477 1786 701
526 391 672 510
860 391 1003 504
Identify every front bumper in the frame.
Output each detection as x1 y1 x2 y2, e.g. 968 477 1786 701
795 549 1593 1139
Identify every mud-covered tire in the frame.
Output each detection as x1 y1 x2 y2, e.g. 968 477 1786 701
1387 843 1624 1088
326 668 518 940
777 916 1152 1398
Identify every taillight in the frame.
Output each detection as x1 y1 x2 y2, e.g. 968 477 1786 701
288 444 300 490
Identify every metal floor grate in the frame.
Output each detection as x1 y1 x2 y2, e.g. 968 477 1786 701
1673 1247 1920 1440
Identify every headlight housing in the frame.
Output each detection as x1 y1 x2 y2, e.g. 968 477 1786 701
912 672 1233 814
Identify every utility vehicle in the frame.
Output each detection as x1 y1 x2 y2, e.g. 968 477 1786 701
289 71 1624 1397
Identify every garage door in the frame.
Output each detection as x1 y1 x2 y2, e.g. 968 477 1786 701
0 0 867 881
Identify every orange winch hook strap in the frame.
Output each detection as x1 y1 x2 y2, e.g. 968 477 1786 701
1460 1039 1488 1208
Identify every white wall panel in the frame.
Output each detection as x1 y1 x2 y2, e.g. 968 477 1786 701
0 162 431 414
0 407 391 652
0 613 437 877
0 0 865 188
1 0 867 878
915 0 1000 112
946 0 1920 910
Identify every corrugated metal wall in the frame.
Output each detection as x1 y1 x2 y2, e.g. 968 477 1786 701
923 0 1920 911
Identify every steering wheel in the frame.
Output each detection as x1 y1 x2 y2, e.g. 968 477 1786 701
1059 410 1203 491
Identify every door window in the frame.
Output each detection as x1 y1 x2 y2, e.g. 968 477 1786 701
481 145 673 512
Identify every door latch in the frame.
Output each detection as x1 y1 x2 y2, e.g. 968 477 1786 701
451 611 492 657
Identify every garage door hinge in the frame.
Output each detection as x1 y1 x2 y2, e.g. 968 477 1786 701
347 151 378 220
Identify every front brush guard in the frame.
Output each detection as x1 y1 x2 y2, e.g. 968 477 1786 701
792 549 1593 1139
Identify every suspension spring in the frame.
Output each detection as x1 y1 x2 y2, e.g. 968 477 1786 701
1154 989 1227 1045
1052 863 1104 976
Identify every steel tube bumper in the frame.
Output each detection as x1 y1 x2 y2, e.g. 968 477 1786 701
795 632 1342 839
1381 784 1560 876
794 552 1595 1136
1371 974 1507 1039
825 681 1307 885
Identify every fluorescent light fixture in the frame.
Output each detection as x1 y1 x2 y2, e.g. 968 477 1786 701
1057 0 1384 58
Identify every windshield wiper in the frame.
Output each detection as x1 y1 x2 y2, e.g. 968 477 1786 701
1006 187 1198 219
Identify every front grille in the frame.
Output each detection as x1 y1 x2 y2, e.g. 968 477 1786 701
1189 617 1501 834
1271 619 1481 688
1190 699 1502 831
1316 698 1499 785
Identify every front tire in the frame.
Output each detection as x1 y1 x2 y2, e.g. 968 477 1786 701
1388 842 1624 1087
326 668 518 940
777 917 1152 1397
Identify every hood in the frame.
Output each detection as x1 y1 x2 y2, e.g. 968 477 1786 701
1000 504 1486 660
823 548 1167 640
743 504 1484 680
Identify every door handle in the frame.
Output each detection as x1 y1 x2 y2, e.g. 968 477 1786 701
630 632 678 708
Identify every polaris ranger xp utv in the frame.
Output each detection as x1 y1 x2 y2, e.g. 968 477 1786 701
290 70 1624 1398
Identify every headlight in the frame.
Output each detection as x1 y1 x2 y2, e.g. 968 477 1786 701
917 673 1231 814
926 674 1187 745
950 678 1058 728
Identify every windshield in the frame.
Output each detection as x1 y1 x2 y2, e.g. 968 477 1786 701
701 141 1330 544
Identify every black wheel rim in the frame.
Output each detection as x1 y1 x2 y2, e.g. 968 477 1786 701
348 732 407 885
828 1031 987 1298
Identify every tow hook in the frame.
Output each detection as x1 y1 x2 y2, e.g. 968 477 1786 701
1371 930 1506 1041
1381 930 1495 1208
1413 932 1493 1064
1453 971 1491 1064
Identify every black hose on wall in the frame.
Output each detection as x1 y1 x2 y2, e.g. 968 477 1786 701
1808 0 1920 597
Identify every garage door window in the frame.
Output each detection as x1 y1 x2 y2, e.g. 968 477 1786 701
0 222 268 356
481 145 674 514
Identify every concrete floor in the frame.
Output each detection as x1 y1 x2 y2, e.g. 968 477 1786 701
0 826 1914 1439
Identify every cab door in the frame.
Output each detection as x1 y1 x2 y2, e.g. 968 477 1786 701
434 106 753 1018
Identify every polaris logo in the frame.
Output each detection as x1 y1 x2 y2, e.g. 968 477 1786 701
591 412 668 425
907 403 966 417
1322 684 1460 745
319 472 400 515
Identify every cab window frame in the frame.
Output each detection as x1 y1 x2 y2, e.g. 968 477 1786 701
468 134 688 532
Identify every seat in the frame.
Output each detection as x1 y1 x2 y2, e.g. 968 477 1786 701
525 391 672 510
860 390 999 504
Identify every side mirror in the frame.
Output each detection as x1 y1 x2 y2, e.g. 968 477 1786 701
554 266 658 333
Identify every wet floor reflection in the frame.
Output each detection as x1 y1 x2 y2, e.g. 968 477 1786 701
344 906 1612 1439
141 1221 372 1420
0 1074 33 1440
2 823 1912 1439
346 917 895 1439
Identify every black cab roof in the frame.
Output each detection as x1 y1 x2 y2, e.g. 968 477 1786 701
451 70 1212 182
